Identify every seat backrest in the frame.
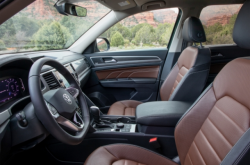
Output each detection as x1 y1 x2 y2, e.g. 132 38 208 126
175 2 250 164
160 17 211 102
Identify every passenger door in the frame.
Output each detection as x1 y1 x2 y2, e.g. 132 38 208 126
82 8 180 113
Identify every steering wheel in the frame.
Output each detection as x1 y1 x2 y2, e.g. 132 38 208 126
28 58 90 145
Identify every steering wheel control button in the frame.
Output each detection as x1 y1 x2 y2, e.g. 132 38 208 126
50 106 58 115
116 123 124 128
66 87 79 98
45 102 60 118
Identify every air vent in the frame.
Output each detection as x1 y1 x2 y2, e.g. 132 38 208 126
42 72 61 90
84 58 90 67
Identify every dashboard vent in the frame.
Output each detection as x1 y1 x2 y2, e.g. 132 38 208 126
42 72 61 90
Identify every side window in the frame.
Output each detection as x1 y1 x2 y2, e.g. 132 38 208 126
100 8 179 51
200 4 242 45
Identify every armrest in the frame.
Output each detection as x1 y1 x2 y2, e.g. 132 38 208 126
136 101 192 127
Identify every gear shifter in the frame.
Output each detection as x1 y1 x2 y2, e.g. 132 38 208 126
90 106 101 123
90 106 114 128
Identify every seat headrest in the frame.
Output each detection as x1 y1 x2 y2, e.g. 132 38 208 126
182 17 206 43
233 0 250 49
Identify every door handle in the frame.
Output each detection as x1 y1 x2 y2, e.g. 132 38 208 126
211 53 224 58
104 59 117 63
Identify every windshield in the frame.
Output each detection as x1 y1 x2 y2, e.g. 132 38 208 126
0 0 110 54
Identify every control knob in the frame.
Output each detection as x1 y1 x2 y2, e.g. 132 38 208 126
116 123 124 128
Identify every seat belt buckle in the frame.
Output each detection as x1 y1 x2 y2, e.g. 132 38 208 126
149 137 161 149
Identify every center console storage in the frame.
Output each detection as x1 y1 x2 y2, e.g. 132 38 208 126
84 101 192 159
136 101 192 135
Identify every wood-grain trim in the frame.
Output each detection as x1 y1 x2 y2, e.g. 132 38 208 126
95 66 160 80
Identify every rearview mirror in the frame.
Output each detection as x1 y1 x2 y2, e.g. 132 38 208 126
54 2 87 17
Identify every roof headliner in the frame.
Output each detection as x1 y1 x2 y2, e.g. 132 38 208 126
96 0 245 11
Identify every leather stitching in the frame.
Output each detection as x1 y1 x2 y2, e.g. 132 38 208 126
221 129 250 165
207 117 233 146
233 140 250 164
187 154 194 165
200 129 222 161
214 106 245 133
193 141 207 164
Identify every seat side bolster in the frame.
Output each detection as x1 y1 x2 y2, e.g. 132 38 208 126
220 128 250 165
160 64 179 101
169 48 211 102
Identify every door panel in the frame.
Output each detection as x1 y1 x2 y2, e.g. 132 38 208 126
206 45 250 86
95 65 160 80
83 48 167 113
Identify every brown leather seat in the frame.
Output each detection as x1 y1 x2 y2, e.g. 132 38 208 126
107 17 211 116
85 1 250 164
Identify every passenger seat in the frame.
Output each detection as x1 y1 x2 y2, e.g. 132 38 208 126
107 17 211 116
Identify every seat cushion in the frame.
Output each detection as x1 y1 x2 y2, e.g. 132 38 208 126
107 100 142 116
84 144 178 165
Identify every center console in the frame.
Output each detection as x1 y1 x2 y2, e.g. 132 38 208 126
89 101 192 135
89 106 137 133
47 101 193 162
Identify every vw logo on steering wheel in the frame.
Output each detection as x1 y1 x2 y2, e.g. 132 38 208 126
63 94 72 104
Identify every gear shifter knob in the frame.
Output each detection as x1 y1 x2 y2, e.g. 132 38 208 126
90 106 101 123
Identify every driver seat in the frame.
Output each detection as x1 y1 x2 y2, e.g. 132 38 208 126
84 1 250 165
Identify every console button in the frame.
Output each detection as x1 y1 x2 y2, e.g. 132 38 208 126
116 123 124 128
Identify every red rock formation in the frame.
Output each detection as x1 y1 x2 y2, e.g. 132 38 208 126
153 9 177 24
206 15 231 26
200 4 242 26
121 9 178 27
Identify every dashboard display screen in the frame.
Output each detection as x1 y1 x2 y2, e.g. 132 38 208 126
0 77 25 105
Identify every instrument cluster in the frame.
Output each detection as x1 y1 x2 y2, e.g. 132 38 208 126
0 77 25 105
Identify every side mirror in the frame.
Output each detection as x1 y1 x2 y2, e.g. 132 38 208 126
96 38 110 52
54 2 87 17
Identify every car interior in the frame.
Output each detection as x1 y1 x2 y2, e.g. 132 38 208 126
0 0 250 164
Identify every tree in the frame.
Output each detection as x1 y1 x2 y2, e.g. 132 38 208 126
13 16 40 37
0 40 6 51
14 31 28 52
130 24 144 39
159 24 174 46
155 23 172 43
133 24 155 45
0 19 16 39
110 32 124 47
33 21 73 50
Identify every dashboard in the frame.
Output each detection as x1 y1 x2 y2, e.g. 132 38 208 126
0 54 90 109
0 50 92 165
0 51 91 144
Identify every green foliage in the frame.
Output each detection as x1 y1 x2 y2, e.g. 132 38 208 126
33 21 73 50
110 32 124 47
130 24 145 39
204 14 238 45
101 21 176 49
155 23 172 42
0 40 6 50
75 6 87 17
133 24 156 45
